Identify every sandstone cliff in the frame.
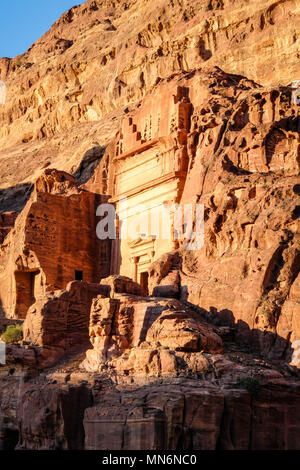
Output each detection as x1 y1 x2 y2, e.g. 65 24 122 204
0 0 300 199
0 0 299 452
88 67 300 361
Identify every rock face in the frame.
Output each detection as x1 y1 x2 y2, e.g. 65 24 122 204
17 382 92 450
87 67 299 360
0 0 299 452
0 212 18 243
87 84 193 280
99 275 146 297
0 169 111 319
0 5 298 356
84 379 300 450
1 0 300 193
1 368 299 450
22 281 108 367
82 276 223 375
1 270 300 450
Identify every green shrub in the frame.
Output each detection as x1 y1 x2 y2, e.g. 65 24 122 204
16 59 22 68
237 377 261 396
2 324 23 344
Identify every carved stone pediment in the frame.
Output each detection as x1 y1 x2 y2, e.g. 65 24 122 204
128 236 156 249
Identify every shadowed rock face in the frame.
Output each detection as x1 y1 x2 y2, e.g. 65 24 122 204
0 184 33 214
22 281 110 368
72 145 107 185
0 169 111 320
1 369 300 450
83 379 300 451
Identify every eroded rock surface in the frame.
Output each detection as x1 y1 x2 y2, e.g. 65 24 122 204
82 286 223 375
84 66 300 361
0 169 110 319
23 281 107 367
1 1 300 193
1 355 299 450
0 0 299 452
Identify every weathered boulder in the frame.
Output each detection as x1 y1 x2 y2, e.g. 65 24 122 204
146 308 223 352
23 281 107 367
100 275 145 297
82 289 222 375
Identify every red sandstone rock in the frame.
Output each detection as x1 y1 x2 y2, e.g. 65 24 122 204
0 212 18 244
146 308 222 352
83 379 300 450
0 169 110 320
0 0 299 452
1 0 300 193
82 281 222 375
1 371 298 450
23 281 107 367
83 67 299 362
100 275 146 297
1 56 298 366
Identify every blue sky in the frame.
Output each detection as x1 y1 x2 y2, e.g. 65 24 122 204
0 1 85 58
